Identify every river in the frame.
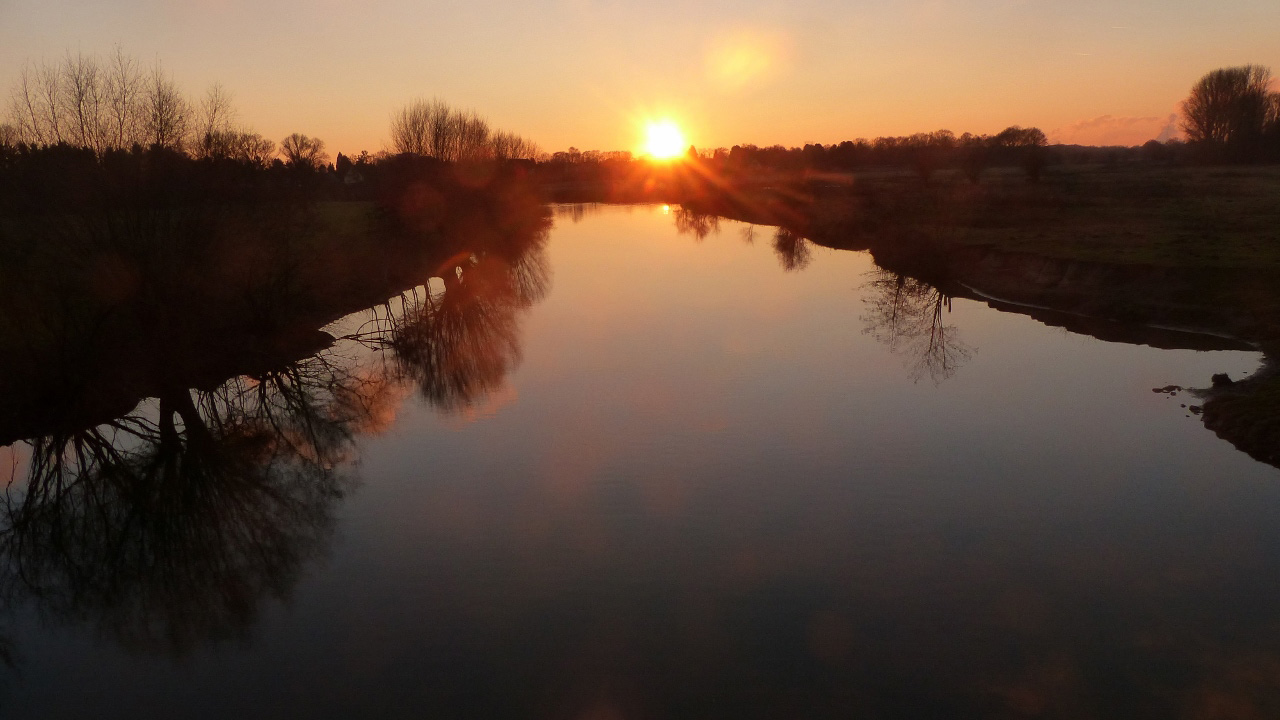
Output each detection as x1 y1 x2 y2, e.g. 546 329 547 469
2 203 1278 718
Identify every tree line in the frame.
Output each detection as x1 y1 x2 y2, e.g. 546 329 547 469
706 125 1050 182
1 50 541 172
3 49 290 165
537 125 1052 188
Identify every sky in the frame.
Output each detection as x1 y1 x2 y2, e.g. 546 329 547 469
2 0 1279 157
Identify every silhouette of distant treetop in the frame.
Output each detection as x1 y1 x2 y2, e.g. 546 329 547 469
280 132 329 170
390 98 538 162
1182 65 1280 161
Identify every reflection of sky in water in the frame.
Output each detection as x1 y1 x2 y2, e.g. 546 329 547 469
6 205 1280 718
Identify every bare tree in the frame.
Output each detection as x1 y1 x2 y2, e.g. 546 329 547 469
489 130 539 161
280 133 328 169
194 83 236 158
144 62 192 150
1182 65 1275 150
390 98 457 157
35 62 65 145
8 66 40 144
229 131 276 167
62 52 108 151
3 49 282 166
6 50 162 151
103 46 145 148
8 60 65 145
490 130 519 160
455 111 491 160
390 98 538 161
390 98 438 155
10 55 114 148
426 100 454 158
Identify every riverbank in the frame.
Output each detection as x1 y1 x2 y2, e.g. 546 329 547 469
678 164 1279 266
0 170 550 446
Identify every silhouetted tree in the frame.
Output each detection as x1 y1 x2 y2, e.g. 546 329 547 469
908 130 955 184
390 98 442 155
489 130 539 161
993 126 1048 182
225 130 277 167
9 50 156 150
1182 65 1278 159
102 47 145 149
194 83 236 158
958 133 991 183
390 98 535 162
143 62 193 151
279 132 328 169
4 48 288 165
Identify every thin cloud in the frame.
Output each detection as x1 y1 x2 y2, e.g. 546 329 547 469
1049 113 1181 147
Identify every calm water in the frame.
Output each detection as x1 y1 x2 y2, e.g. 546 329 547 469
3 204 1279 718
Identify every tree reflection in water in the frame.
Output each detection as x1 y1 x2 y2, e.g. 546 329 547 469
674 206 815 273
553 203 605 225
861 269 974 383
669 205 969 380
772 227 812 272
347 233 550 414
673 206 721 241
0 220 551 659
0 351 378 656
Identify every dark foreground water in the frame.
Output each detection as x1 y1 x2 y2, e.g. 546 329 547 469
3 204 1279 718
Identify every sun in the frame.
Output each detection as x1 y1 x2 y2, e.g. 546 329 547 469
643 121 687 160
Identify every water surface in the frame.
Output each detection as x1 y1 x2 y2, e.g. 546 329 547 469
4 204 1278 718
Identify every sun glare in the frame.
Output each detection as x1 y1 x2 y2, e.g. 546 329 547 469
643 121 687 160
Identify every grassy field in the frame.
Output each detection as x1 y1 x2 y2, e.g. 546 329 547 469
891 165 1280 269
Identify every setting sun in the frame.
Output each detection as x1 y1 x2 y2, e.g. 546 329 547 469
643 121 687 160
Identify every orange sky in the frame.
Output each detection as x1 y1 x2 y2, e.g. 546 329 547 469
3 0 1279 156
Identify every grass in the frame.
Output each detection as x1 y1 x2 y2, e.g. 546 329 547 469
313 200 379 242
929 165 1280 269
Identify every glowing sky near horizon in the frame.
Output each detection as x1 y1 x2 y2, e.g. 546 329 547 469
2 0 1278 156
